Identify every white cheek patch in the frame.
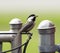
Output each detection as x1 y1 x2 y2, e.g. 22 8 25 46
27 16 34 22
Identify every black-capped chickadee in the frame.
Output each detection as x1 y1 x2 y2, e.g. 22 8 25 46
14 14 37 53
19 14 38 33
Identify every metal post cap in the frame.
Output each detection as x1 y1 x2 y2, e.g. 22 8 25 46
37 20 55 29
9 18 22 24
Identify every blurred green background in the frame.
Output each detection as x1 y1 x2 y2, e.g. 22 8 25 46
0 0 60 53
0 11 60 53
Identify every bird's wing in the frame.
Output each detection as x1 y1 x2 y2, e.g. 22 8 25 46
26 22 35 32
19 21 33 33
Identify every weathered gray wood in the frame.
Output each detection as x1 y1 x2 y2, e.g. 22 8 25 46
37 20 56 53
0 31 17 42
0 18 22 53
11 34 22 53
10 18 22 53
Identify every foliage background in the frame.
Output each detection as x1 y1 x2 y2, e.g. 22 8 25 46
0 0 60 53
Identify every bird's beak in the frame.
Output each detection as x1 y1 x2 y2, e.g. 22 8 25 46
36 16 38 17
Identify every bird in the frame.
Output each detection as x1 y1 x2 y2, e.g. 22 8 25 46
18 14 38 33
13 14 38 53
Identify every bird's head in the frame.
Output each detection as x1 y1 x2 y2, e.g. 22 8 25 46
27 14 38 22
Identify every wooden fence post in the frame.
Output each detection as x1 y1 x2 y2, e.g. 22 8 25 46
9 18 22 53
37 20 56 53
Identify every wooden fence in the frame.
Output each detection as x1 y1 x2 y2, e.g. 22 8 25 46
0 18 60 53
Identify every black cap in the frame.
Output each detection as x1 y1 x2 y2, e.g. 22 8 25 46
27 14 38 21
28 14 37 18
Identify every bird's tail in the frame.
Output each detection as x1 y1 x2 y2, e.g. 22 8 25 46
12 33 22 53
